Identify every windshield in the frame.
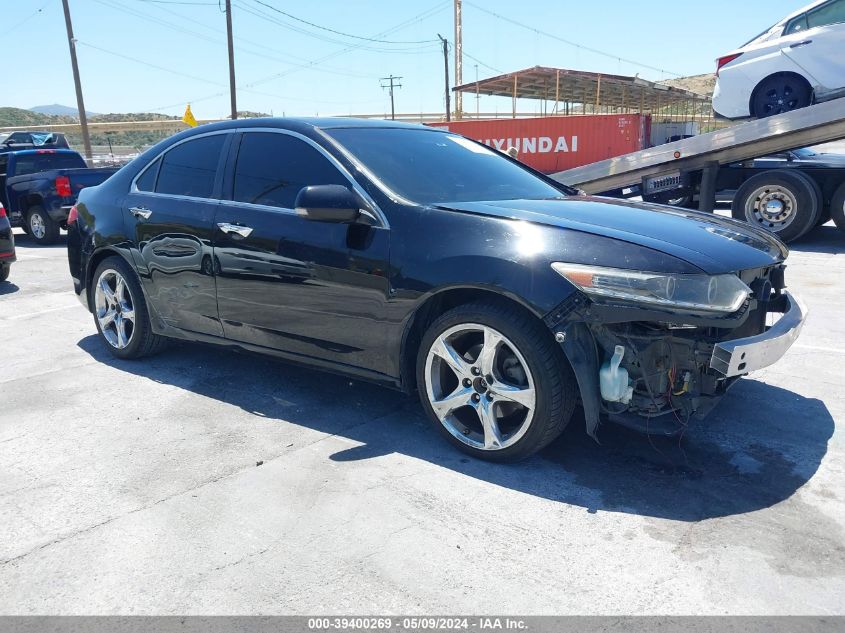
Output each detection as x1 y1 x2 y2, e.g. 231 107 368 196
792 147 818 158
325 127 569 205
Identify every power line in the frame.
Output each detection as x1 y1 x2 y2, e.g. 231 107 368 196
144 0 449 113
74 40 383 111
235 1 440 54
135 0 216 4
240 0 449 90
464 0 682 78
100 0 380 79
76 41 225 86
250 0 438 45
8 0 52 31
462 50 502 75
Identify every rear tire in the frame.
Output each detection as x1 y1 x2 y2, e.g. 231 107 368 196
0 263 9 282
91 256 167 360
416 301 576 462
26 206 59 245
731 170 820 242
830 182 845 234
751 74 812 119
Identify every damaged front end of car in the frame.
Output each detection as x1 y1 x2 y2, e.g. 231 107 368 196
545 262 806 438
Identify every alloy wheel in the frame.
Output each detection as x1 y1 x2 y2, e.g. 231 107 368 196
94 268 136 349
29 212 46 240
424 323 536 451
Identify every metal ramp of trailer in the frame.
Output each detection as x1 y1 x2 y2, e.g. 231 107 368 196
551 99 845 205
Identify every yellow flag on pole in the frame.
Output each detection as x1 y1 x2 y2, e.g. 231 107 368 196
182 104 198 128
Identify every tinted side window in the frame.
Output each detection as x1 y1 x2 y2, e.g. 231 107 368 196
807 0 845 28
156 134 225 198
232 132 347 209
785 14 808 34
135 157 160 192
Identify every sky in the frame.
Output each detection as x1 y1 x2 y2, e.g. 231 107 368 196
2 0 807 119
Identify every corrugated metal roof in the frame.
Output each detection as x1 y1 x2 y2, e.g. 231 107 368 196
452 66 709 111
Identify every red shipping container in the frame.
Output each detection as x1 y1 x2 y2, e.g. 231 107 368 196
428 114 650 174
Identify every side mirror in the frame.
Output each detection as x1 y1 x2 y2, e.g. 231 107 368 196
295 184 361 223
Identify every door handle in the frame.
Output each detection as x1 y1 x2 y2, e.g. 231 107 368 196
217 222 253 238
788 39 813 48
129 206 152 220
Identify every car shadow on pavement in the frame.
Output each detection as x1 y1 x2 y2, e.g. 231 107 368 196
77 335 833 522
790 224 845 254
15 236 69 249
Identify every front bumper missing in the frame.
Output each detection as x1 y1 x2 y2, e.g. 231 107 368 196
710 291 806 378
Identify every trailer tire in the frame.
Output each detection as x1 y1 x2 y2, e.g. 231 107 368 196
830 182 845 234
731 170 820 242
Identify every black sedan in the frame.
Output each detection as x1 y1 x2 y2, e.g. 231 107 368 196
0 202 15 282
67 118 805 461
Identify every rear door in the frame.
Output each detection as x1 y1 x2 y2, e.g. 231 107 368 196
124 132 230 337
213 130 391 373
782 0 845 90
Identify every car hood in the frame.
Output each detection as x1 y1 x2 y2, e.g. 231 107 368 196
795 152 845 166
436 196 788 274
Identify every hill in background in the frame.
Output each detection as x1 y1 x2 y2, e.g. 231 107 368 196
0 106 181 150
659 73 716 97
29 103 100 118
0 107 76 127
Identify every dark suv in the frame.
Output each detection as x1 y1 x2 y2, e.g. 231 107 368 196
67 118 804 461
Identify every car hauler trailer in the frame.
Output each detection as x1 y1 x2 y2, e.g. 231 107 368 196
550 99 845 242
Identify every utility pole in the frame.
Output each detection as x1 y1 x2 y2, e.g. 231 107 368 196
437 34 450 122
475 64 479 117
61 0 92 161
380 75 402 120
454 0 463 120
225 0 237 120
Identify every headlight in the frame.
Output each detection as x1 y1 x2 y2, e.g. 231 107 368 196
551 263 751 314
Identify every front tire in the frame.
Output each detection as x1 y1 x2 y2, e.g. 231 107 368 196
416 301 576 462
751 74 811 119
0 263 9 282
26 206 59 245
731 170 820 242
91 256 167 359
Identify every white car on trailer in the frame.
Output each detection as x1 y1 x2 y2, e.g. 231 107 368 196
713 0 845 119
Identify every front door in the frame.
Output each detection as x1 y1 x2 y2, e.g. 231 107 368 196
782 0 845 90
125 132 229 337
213 131 391 374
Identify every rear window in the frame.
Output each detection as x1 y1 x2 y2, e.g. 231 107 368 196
155 134 226 199
13 152 87 176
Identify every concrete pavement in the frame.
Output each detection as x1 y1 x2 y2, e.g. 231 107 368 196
1 225 843 614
